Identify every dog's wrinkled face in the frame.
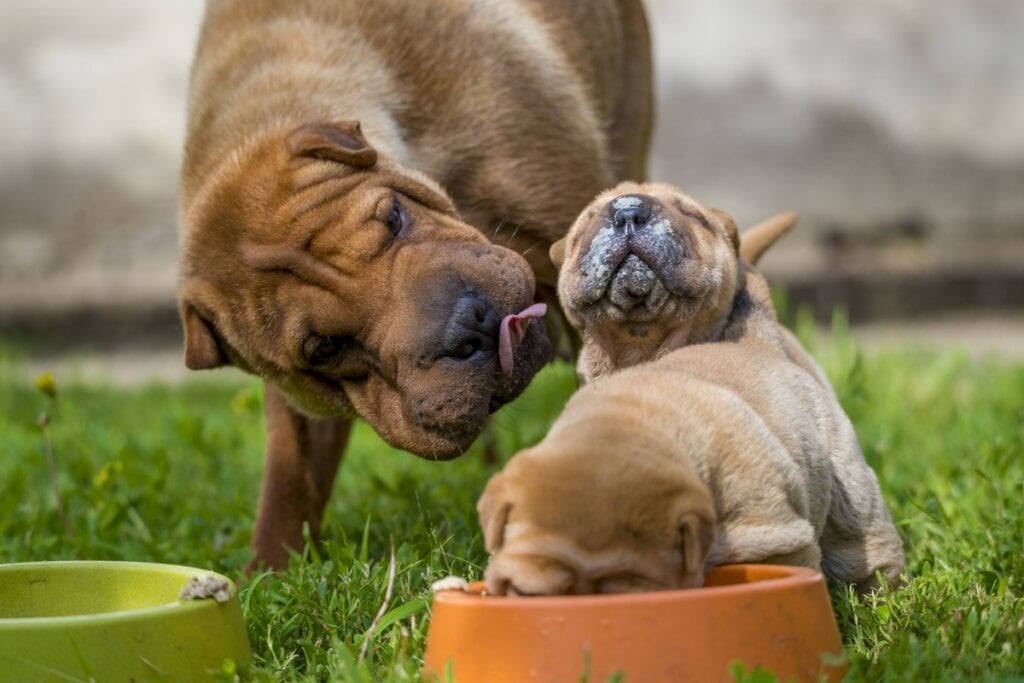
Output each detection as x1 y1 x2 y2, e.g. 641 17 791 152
179 121 550 458
553 181 740 341
478 444 715 596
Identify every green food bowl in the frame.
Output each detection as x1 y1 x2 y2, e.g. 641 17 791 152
0 561 251 682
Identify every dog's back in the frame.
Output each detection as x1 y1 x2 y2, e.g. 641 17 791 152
579 340 905 591
184 0 651 285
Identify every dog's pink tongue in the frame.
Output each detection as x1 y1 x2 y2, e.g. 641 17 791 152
499 303 547 377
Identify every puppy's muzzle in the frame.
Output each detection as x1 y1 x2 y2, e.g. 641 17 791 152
577 194 685 316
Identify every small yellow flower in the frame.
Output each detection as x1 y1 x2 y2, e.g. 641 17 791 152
93 460 124 488
34 372 57 399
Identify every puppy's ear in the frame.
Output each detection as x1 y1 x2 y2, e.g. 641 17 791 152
287 120 378 168
738 211 798 266
678 508 716 576
181 302 229 370
549 238 567 271
477 474 512 553
709 208 740 255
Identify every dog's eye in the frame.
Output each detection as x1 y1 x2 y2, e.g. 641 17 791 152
303 335 374 380
384 197 406 236
303 334 346 366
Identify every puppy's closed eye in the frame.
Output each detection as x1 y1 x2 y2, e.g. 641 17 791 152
668 199 709 229
494 559 575 596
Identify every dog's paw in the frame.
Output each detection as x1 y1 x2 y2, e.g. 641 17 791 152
430 575 470 592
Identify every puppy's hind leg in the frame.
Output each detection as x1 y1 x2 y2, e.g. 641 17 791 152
820 474 905 594
820 520 905 595
760 542 823 570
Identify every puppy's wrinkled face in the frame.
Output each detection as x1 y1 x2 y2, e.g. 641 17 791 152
478 446 715 596
179 121 550 458
554 182 740 339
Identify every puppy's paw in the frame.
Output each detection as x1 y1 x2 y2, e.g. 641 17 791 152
430 575 470 592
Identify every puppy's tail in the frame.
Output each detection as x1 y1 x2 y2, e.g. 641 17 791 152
740 211 798 265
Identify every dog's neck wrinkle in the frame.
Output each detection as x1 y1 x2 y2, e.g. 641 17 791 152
581 324 676 379
579 299 726 380
242 243 354 296
280 172 367 230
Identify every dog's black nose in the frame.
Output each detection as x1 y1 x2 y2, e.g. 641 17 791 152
439 293 498 362
610 194 655 232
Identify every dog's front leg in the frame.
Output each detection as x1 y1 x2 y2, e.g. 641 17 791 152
248 382 352 572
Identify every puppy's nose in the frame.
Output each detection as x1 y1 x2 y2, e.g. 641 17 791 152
439 293 498 362
610 194 655 232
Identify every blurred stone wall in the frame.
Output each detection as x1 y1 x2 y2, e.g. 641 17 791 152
0 0 201 317
645 0 1024 287
1 0 1021 333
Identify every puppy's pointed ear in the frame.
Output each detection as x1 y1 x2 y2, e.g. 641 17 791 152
678 507 716 576
287 120 378 168
549 238 568 271
477 474 512 553
181 302 229 370
738 211 798 266
709 208 740 255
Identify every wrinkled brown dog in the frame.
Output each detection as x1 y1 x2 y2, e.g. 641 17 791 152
478 183 904 595
179 1 652 569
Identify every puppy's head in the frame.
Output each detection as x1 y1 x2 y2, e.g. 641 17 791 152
478 442 716 596
551 181 741 346
178 120 550 458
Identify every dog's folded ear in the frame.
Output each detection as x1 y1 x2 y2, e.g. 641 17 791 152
477 475 512 553
549 238 567 271
287 120 378 168
181 302 230 370
677 508 716 576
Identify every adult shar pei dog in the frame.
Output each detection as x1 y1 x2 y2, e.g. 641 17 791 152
178 0 652 569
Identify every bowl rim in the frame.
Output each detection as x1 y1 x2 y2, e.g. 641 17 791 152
0 560 238 629
432 563 825 608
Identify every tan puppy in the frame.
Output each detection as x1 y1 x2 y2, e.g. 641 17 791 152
179 1 652 569
551 181 824 383
479 340 905 596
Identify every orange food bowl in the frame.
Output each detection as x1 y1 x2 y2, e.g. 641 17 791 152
423 564 846 682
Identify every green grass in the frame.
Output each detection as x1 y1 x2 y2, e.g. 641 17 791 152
1 322 1022 681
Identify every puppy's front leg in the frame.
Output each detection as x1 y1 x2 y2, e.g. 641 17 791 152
248 382 352 572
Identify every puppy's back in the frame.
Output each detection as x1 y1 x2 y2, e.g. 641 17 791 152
578 341 903 587
564 341 833 552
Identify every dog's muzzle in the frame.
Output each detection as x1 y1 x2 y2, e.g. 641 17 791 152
577 194 684 316
608 254 658 308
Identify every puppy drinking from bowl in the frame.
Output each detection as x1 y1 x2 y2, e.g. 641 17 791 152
477 182 904 596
